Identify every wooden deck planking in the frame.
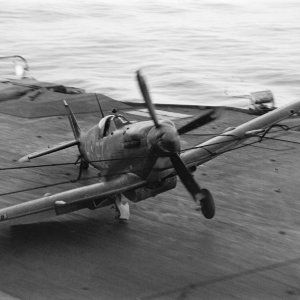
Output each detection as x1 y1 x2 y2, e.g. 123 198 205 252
0 91 299 299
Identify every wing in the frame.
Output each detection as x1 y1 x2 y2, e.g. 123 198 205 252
180 100 300 168
0 173 146 223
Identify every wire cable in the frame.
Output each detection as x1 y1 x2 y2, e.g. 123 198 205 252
0 175 99 197
0 156 146 171
0 169 137 197
0 121 299 196
1 122 299 171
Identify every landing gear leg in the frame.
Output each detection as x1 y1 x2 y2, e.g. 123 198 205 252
80 159 89 170
114 194 130 221
199 189 215 219
72 155 89 182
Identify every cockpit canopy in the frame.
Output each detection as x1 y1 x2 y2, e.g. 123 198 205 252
98 114 130 138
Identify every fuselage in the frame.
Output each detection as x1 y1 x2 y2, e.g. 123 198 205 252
78 115 178 178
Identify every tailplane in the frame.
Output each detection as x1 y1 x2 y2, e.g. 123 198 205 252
18 140 79 162
18 100 81 162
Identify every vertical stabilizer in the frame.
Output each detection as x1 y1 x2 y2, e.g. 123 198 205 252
63 100 81 140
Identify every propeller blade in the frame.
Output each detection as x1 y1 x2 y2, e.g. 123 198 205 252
170 153 203 202
170 153 215 219
136 70 160 128
177 108 218 135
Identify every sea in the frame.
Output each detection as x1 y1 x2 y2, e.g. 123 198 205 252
0 0 299 107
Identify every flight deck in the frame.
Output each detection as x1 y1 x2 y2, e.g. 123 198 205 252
0 81 299 299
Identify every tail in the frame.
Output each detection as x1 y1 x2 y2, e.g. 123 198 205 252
18 100 81 162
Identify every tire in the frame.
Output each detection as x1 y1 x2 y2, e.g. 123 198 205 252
200 189 215 219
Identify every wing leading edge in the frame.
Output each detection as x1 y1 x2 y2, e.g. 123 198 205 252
0 173 146 223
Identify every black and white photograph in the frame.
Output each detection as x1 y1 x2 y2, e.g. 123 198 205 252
0 0 299 299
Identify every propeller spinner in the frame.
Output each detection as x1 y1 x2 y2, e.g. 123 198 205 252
136 70 217 219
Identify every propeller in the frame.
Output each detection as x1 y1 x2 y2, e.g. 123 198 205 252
136 70 160 128
136 70 217 218
177 108 218 135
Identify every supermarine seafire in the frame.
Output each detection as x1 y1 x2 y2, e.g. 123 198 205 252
0 56 299 223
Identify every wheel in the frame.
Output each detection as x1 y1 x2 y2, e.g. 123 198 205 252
200 189 215 219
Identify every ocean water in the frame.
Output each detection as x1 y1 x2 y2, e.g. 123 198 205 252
0 0 299 107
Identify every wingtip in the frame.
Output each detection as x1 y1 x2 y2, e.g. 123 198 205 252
136 69 144 79
136 70 140 79
18 156 30 163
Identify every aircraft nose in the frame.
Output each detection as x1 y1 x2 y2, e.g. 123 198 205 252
158 129 181 153
147 122 181 155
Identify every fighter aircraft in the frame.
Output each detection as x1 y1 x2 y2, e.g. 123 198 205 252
0 70 299 223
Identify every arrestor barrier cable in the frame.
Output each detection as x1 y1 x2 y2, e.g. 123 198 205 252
0 135 243 171
0 137 295 198
0 123 299 196
0 138 266 197
0 123 299 171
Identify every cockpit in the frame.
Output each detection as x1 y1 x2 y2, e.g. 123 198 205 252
98 114 130 138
